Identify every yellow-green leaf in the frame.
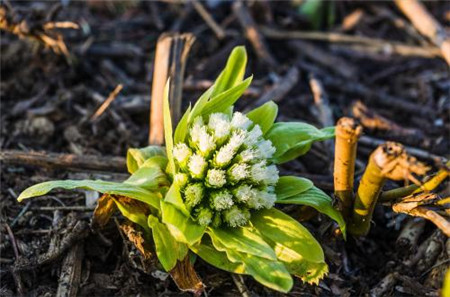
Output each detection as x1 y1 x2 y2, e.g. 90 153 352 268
276 186 346 237
164 183 189 216
211 46 247 98
163 79 175 176
18 180 161 210
161 201 206 246
208 225 277 261
275 176 314 200
126 146 166 174
246 101 278 134
124 166 169 192
148 215 188 271
251 208 328 284
266 123 335 164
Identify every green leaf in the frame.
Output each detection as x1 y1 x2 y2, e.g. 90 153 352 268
127 146 166 173
163 79 175 176
112 197 149 231
246 101 278 134
161 201 206 246
276 186 346 238
140 155 168 171
18 180 161 210
148 215 188 271
200 76 253 116
164 183 189 216
189 86 214 122
275 176 314 200
265 122 335 164
124 166 169 192
208 226 277 261
201 231 293 293
227 249 293 293
251 208 328 284
211 46 247 98
174 104 192 144
190 240 246 274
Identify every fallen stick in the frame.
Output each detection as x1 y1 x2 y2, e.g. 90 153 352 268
261 26 442 59
233 0 278 67
91 84 123 121
192 0 226 39
289 40 357 79
56 242 84 297
248 66 298 109
0 150 127 172
395 0 450 66
358 136 444 162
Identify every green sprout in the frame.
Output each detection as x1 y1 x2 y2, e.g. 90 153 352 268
17 46 345 293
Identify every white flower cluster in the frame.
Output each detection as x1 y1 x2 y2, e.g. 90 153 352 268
173 112 278 228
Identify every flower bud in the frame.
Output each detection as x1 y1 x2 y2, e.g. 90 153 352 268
223 206 250 227
173 111 280 227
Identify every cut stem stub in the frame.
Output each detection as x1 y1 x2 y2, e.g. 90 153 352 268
349 142 429 236
333 117 362 219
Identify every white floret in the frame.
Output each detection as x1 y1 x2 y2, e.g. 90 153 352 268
174 173 189 188
197 208 213 226
256 140 276 159
208 113 231 140
188 154 207 178
206 169 227 188
211 190 234 211
197 127 216 155
214 143 236 167
173 143 192 164
228 130 246 151
234 184 257 204
258 190 276 209
239 148 260 163
231 112 252 130
245 125 263 146
190 117 205 144
229 163 249 181
265 165 279 185
223 206 250 227
250 161 268 183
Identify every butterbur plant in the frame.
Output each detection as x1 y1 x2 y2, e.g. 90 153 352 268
18 46 345 293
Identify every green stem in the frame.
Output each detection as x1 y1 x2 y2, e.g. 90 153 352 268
349 153 386 236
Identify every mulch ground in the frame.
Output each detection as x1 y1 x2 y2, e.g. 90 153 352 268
1 1 449 296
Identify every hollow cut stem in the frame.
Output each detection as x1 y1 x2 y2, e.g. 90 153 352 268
349 142 429 236
333 117 362 219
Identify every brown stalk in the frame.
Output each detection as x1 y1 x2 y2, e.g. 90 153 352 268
233 0 278 67
349 142 429 236
91 84 123 121
393 193 450 237
333 117 362 219
394 0 450 66
149 33 195 145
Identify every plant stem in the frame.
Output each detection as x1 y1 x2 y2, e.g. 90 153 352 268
349 148 387 236
333 117 362 219
349 142 427 236
379 161 449 202
149 33 195 145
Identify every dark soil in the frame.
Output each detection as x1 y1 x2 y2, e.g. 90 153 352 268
1 1 449 296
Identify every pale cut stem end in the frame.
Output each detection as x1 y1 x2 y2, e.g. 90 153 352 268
333 117 362 219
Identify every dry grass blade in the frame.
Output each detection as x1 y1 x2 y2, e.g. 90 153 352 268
91 84 123 121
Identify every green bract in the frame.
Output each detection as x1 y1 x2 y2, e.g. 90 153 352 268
17 46 344 293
